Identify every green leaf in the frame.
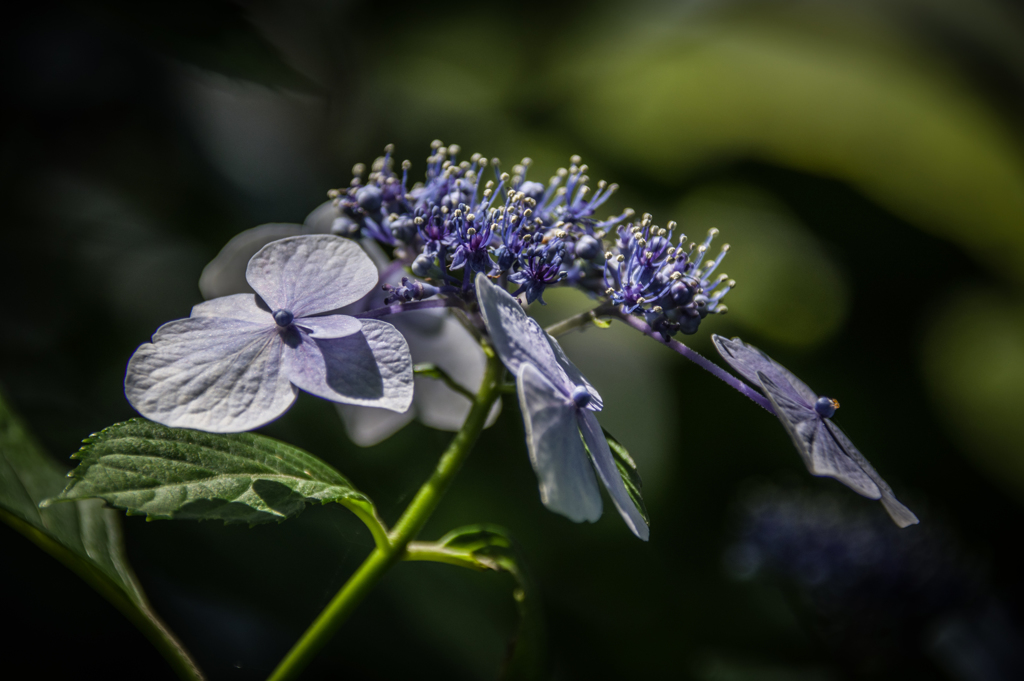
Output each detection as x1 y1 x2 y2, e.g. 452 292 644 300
0 391 203 680
409 525 545 681
603 429 650 528
52 418 374 526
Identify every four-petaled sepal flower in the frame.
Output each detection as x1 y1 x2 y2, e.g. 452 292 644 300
476 273 649 540
196 209 498 446
125 235 413 432
712 335 918 528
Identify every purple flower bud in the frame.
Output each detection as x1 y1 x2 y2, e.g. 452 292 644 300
678 312 701 335
575 235 601 260
442 190 472 209
389 215 417 243
495 245 515 271
603 222 732 332
692 294 710 317
671 280 695 306
411 253 437 277
356 185 383 212
519 181 545 201
647 235 669 254
331 216 361 237
383 277 441 304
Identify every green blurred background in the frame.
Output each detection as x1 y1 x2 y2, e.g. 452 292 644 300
4 0 1024 679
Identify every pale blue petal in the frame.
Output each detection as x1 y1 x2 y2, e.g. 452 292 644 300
334 240 395 316
335 403 416 447
578 410 649 540
283 319 413 412
546 334 603 411
757 370 881 499
359 238 394 271
246 235 378 317
303 200 341 233
824 420 920 528
880 496 921 529
391 302 447 335
712 335 817 405
411 376 501 432
125 317 296 432
762 368 922 529
399 311 497 430
198 224 306 299
476 273 571 395
297 314 362 339
191 293 269 323
811 423 882 499
336 310 499 445
517 363 602 523
718 337 915 526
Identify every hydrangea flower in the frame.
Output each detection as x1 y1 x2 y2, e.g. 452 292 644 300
196 205 496 446
712 335 918 527
475 273 649 540
126 235 413 432
323 142 731 336
604 220 733 336
195 200 483 444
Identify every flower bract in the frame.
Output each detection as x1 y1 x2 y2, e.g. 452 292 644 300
476 273 649 540
196 209 497 445
125 235 413 432
337 307 501 446
712 335 918 528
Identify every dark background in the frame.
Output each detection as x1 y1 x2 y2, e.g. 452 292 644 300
4 1 1024 679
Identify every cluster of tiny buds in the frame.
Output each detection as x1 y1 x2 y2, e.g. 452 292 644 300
320 143 734 332
600 219 735 335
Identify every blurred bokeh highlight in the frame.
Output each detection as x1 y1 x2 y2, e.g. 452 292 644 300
3 1 1024 679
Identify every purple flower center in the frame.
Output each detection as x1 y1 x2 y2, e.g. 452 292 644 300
814 396 838 418
273 309 294 327
571 385 592 409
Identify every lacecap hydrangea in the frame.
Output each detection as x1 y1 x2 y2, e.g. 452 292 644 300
321 141 732 336
128 141 916 532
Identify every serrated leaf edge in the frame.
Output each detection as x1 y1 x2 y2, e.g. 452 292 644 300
48 419 376 528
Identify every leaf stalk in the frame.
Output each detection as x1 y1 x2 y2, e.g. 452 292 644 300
266 345 504 681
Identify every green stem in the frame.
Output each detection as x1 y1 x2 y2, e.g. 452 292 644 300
403 541 487 570
413 362 476 401
266 347 504 681
339 500 391 551
544 303 615 337
387 347 502 544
